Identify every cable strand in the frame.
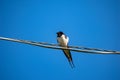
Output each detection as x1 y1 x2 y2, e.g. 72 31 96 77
0 36 120 54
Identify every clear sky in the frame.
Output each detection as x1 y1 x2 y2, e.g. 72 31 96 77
0 0 120 80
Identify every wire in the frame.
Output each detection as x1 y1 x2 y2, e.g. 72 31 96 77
0 36 120 54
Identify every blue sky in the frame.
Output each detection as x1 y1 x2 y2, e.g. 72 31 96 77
0 0 120 80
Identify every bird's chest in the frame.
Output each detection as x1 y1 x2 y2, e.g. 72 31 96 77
57 37 68 46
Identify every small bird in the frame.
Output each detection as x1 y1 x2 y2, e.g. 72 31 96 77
56 31 75 68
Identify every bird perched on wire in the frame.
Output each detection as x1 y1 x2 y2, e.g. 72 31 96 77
56 31 75 68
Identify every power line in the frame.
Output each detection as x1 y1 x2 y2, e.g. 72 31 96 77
0 36 120 54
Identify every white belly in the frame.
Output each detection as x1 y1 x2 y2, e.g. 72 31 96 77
57 35 69 47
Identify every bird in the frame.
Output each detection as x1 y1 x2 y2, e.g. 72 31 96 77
56 31 75 68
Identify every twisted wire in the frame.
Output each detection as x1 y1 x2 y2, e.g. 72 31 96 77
0 36 120 54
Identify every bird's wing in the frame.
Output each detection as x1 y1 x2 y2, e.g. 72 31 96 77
62 47 75 68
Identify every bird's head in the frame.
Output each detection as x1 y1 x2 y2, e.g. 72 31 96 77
56 31 64 37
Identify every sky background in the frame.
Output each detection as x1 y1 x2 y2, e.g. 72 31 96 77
0 0 120 80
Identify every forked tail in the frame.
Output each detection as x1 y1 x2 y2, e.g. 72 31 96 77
68 59 75 68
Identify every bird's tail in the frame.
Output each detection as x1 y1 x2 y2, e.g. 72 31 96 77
62 48 75 68
68 59 75 68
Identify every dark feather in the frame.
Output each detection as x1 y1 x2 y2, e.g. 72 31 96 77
62 47 75 68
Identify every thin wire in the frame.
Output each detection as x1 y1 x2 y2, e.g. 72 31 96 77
0 36 120 54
